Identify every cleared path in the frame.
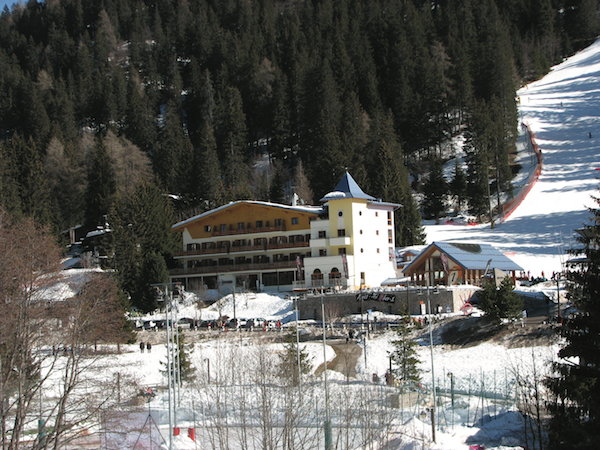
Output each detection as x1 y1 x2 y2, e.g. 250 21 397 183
314 339 362 379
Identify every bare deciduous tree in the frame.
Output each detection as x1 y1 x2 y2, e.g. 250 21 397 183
0 212 132 449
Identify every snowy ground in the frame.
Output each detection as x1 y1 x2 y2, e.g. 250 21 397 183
49 39 600 449
426 39 600 280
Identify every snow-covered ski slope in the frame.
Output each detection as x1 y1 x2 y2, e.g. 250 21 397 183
426 39 600 278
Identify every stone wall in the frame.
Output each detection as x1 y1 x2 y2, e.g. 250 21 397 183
296 286 478 320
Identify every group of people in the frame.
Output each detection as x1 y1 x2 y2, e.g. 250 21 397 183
139 341 152 353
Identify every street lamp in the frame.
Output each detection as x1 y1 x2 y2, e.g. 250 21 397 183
204 358 210 384
426 280 436 444
321 289 331 450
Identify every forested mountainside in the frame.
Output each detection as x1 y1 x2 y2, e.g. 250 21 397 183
0 0 598 249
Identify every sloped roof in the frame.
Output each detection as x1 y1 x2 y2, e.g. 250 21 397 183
320 172 376 202
171 200 322 231
404 241 523 273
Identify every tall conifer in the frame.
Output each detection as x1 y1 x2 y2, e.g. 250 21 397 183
84 139 116 232
546 193 600 448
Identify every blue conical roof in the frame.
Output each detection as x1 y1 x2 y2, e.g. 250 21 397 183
319 172 376 202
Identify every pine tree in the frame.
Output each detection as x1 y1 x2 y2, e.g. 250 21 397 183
124 73 156 154
136 251 169 313
188 123 223 211
546 195 600 449
43 137 85 230
305 110 344 202
214 85 251 200
0 140 22 217
84 139 116 232
11 133 52 224
153 100 193 195
366 111 425 246
450 158 468 214
478 276 524 323
268 160 287 204
389 312 420 384
111 199 142 309
277 328 313 386
127 180 178 261
161 333 196 383
422 156 448 221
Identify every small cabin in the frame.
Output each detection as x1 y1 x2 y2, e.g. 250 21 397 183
402 242 523 287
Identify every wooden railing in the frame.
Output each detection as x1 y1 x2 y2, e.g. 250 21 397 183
170 260 298 275
174 241 309 257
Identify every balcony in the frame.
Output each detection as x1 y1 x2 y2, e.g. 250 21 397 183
310 238 328 247
174 240 310 258
170 260 297 276
329 236 351 246
212 224 286 237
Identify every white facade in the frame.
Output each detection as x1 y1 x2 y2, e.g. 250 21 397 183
303 197 398 290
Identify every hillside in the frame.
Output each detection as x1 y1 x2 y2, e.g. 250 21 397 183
1 0 598 252
426 38 600 279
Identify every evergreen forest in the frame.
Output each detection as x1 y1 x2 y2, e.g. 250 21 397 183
0 0 598 252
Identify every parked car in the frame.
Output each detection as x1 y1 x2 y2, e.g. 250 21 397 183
178 317 194 329
143 320 157 331
198 319 218 329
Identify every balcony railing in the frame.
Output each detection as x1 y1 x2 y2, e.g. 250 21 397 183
174 240 310 258
212 224 287 237
170 260 298 276
292 279 349 291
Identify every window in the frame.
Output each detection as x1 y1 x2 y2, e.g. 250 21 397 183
311 269 324 286
279 271 294 285
338 210 343 217
377 248 380 253
318 230 326 238
319 249 327 256
292 217 299 225
359 211 362 216
262 272 278 286
375 212 378 217
376 230 379 236
360 248 363 253
274 219 282 227
256 220 263 228
337 229 346 237
237 222 245 230
388 229 393 244
204 225 211 232
219 224 227 232
389 247 395 261
360 230 363 234
338 247 346 255
329 268 341 283
387 211 392 225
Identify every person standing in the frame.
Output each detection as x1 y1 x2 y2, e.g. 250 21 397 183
140 341 145 353
146 342 152 353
